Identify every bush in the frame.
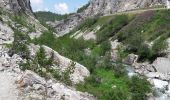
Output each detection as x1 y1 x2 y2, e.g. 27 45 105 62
100 40 111 56
152 36 168 57
129 76 151 100
10 29 30 59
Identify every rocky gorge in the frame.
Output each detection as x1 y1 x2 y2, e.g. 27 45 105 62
1 0 170 100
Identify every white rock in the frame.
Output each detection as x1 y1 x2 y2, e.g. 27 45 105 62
153 57 170 74
16 70 46 87
151 79 168 89
52 83 94 100
28 44 90 84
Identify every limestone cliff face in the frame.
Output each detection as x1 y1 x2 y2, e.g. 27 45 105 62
0 0 33 15
83 0 166 16
49 0 167 36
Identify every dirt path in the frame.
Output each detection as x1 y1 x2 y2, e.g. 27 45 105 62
0 71 19 100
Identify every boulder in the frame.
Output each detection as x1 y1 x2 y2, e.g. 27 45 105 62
146 72 170 81
149 79 168 89
123 54 138 65
153 57 170 74
111 40 120 50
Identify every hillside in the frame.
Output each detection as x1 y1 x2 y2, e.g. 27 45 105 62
34 8 170 100
0 0 93 100
1 0 170 100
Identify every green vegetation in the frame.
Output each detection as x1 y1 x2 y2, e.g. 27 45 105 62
20 46 75 86
33 28 151 99
116 10 170 61
129 76 151 100
96 15 130 43
9 29 30 59
12 15 36 33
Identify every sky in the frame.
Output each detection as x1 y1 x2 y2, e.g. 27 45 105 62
30 0 89 14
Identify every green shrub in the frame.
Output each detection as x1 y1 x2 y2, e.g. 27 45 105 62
129 76 151 100
10 29 30 59
152 36 168 57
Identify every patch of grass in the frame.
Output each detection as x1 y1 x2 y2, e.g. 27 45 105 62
76 69 130 100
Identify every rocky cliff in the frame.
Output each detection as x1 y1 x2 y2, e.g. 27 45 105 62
48 0 167 36
0 0 33 15
83 0 166 16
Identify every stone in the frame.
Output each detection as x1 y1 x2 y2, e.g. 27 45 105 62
123 54 138 65
146 72 170 81
153 57 170 74
16 70 46 88
52 83 95 100
111 40 120 50
150 79 168 89
33 84 45 91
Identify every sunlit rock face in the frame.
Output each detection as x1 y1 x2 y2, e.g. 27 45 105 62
83 0 166 16
0 0 33 15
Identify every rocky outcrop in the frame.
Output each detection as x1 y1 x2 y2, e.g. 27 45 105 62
0 0 33 15
47 14 84 36
28 44 90 84
16 70 95 100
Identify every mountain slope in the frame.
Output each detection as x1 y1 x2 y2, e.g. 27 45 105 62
0 0 95 100
47 0 168 36
35 7 170 99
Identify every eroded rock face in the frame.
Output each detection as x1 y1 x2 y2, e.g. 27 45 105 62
0 0 33 15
